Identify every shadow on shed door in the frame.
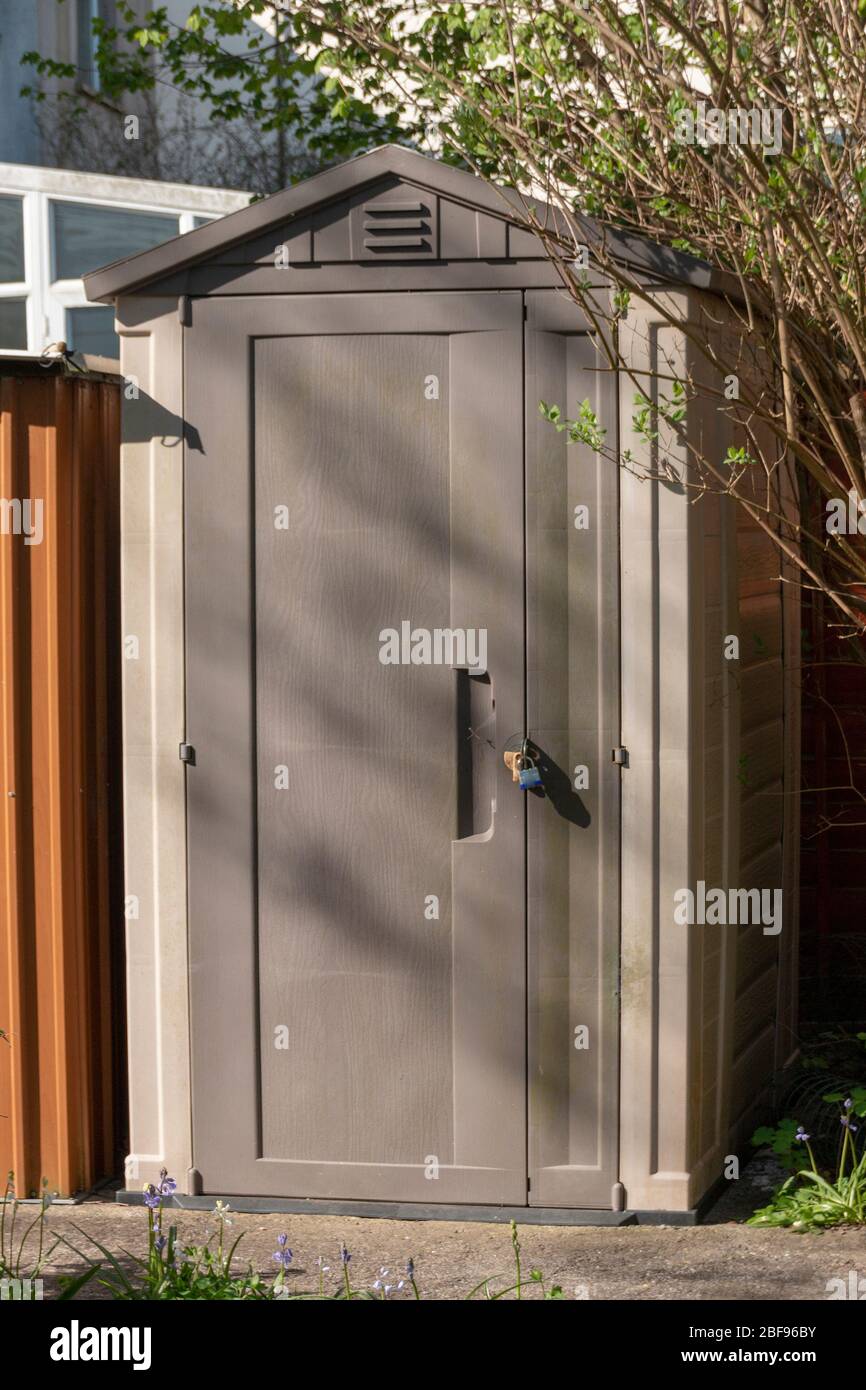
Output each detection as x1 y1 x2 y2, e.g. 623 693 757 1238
184 290 620 1208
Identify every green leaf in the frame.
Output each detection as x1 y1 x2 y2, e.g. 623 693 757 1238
57 1263 102 1300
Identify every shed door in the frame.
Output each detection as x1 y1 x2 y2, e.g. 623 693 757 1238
525 291 621 1208
184 293 528 1203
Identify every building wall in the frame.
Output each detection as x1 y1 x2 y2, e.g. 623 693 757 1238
0 0 299 192
0 1 140 166
0 0 41 165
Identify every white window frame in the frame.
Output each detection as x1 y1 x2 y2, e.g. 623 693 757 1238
0 192 33 351
45 193 197 351
0 170 247 356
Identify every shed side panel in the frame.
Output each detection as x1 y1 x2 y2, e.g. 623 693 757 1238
115 297 193 1193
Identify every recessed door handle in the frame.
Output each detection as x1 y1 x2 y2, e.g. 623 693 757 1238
455 667 494 839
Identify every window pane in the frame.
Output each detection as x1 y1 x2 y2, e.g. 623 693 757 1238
52 202 179 280
0 197 25 282
76 1 114 87
76 0 96 84
66 306 118 359
0 299 27 350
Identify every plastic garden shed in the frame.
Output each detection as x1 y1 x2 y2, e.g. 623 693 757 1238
84 146 800 1219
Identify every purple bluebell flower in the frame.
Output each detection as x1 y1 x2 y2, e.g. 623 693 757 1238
155 1234 167 1254
794 1126 810 1142
406 1257 415 1279
340 1243 351 1265
841 1115 859 1131
272 1233 293 1270
144 1170 177 1208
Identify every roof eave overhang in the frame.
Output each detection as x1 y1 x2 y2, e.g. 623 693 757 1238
83 143 741 304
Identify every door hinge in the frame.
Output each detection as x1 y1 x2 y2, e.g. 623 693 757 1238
611 746 629 767
179 742 196 766
178 294 191 326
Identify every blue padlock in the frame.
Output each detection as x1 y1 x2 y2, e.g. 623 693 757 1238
518 753 543 790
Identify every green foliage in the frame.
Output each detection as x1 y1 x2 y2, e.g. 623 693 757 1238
22 1 409 179
751 1117 808 1174
773 1030 866 1162
539 398 606 451
725 445 759 469
749 1084 866 1230
631 380 687 442
748 1155 866 1230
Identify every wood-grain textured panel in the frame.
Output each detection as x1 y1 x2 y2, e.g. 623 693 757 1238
186 293 526 1202
255 335 454 1165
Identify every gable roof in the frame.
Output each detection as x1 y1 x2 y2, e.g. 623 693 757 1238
84 143 736 302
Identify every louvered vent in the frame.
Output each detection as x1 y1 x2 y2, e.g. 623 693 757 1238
351 195 438 260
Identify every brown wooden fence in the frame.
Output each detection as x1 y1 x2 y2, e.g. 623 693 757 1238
0 356 123 1199
798 473 866 1029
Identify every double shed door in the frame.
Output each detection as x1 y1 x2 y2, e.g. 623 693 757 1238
185 290 619 1208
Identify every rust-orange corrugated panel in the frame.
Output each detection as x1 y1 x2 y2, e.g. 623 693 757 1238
0 358 123 1198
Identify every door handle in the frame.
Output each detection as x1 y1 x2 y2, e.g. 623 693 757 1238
455 667 494 839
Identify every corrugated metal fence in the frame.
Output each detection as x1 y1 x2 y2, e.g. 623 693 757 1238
0 356 123 1198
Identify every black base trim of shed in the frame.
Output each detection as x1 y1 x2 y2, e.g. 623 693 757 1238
114 1190 712 1226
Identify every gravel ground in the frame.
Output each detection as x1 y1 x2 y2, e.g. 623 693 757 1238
17 1158 866 1301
